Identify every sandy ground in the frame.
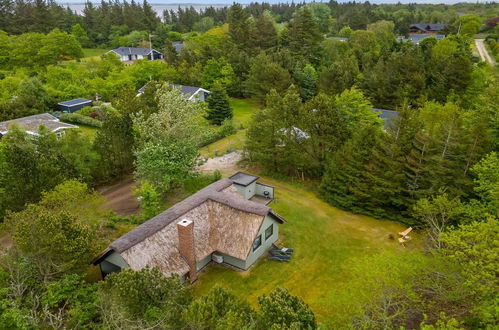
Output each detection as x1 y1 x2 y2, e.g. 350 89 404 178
197 151 243 175
97 177 140 216
0 235 13 250
475 39 495 65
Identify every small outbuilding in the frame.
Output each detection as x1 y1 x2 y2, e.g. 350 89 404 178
58 98 93 113
93 172 284 282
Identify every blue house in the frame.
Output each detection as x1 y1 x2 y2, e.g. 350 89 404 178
58 98 93 113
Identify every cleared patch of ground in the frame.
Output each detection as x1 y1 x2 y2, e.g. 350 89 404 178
197 151 242 175
97 177 140 216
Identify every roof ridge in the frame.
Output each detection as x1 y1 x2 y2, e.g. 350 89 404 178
109 178 271 253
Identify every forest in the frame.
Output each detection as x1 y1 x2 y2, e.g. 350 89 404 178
0 0 498 328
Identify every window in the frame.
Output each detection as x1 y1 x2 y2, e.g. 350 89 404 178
265 224 273 240
253 235 262 251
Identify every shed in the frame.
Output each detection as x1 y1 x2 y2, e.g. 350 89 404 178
58 98 92 113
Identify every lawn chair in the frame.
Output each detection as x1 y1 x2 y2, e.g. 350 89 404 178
268 254 291 262
269 249 290 257
398 227 413 238
271 244 294 255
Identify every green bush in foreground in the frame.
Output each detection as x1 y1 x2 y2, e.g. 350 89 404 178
59 113 103 128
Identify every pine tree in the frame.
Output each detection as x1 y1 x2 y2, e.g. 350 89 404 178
228 3 250 48
206 83 233 125
286 7 323 63
249 10 278 50
296 64 318 101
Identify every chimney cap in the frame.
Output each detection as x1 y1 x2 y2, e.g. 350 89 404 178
178 219 193 227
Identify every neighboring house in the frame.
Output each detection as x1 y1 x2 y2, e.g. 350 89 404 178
171 84 210 101
58 98 93 113
276 126 310 147
327 36 349 42
371 108 399 130
0 113 78 138
409 23 446 34
398 34 445 44
107 47 163 62
93 172 284 282
172 41 184 53
137 83 210 101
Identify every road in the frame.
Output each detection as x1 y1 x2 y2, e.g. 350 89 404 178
475 39 495 65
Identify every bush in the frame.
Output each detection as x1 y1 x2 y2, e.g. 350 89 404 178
59 113 103 128
199 119 236 147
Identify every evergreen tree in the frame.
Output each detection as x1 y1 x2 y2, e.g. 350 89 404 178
206 83 233 125
295 64 318 101
249 10 278 50
245 52 291 104
228 3 250 48
286 7 323 63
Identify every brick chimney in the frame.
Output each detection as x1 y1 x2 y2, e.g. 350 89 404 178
177 219 197 283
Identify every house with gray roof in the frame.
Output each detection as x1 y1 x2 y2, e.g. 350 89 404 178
172 41 184 53
398 34 445 44
371 108 399 130
93 172 284 282
0 113 78 138
137 83 210 101
107 47 163 62
409 23 446 34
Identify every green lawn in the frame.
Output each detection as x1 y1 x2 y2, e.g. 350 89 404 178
192 176 420 324
82 48 108 60
200 98 259 158
74 124 99 141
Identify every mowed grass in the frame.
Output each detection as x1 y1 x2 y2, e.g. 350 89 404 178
74 124 99 141
200 98 259 158
82 48 107 60
192 176 420 323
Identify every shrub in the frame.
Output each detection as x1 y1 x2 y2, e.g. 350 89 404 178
59 113 103 128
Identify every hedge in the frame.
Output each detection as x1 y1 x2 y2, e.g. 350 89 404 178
59 113 103 128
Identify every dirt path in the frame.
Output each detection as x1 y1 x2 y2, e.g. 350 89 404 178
475 39 495 65
97 177 140 216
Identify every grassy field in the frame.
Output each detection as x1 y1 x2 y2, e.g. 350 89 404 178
192 175 420 324
82 48 108 60
200 98 259 158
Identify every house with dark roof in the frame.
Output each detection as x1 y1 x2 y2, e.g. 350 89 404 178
93 172 284 282
398 34 445 44
0 113 78 138
409 23 446 34
371 108 399 130
107 47 163 62
137 83 210 101
58 98 93 113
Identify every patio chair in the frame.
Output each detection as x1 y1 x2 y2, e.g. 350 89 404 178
271 244 294 254
269 249 290 257
268 254 291 262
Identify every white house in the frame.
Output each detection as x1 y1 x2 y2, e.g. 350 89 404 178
107 47 163 62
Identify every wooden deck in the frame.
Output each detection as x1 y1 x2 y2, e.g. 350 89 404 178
249 195 273 205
